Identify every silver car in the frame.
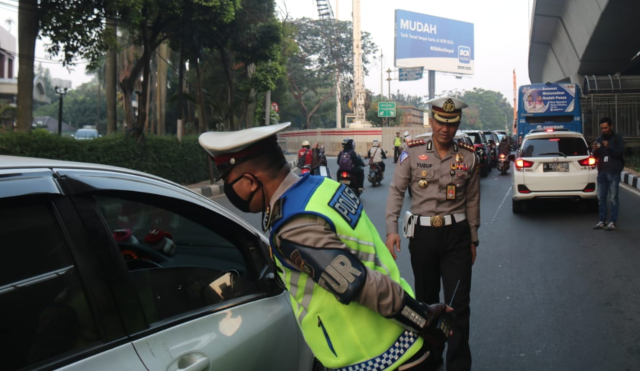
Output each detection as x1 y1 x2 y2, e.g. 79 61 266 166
0 155 317 371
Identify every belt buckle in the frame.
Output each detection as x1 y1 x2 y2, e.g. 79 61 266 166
431 215 444 228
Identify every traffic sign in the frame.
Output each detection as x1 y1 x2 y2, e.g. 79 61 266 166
378 102 396 117
399 67 424 81
271 102 279 113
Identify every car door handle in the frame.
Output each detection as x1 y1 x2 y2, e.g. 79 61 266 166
176 354 209 371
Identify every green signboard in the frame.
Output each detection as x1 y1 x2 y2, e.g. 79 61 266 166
378 102 396 117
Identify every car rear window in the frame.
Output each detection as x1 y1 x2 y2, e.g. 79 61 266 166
466 133 483 144
521 137 588 157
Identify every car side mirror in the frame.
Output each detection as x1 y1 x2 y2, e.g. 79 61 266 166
508 155 515 162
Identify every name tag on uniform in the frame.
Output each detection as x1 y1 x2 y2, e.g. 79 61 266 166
446 183 456 200
604 156 609 163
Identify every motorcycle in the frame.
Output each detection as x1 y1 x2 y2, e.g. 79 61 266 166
367 162 384 186
497 153 510 175
338 170 361 197
301 164 331 178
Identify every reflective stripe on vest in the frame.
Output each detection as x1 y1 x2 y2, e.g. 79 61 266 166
270 174 423 370
328 331 420 371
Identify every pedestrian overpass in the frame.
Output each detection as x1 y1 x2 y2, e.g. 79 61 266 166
528 0 640 143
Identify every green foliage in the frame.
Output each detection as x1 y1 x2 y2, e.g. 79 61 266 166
34 82 114 133
0 132 209 184
628 154 640 172
440 88 513 130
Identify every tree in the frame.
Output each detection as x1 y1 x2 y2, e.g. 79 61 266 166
16 0 38 132
285 18 377 129
34 81 110 131
440 88 513 130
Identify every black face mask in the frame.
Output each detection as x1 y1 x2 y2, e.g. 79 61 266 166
224 174 259 213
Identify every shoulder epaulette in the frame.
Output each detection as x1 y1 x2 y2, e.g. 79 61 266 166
407 139 426 148
458 142 474 152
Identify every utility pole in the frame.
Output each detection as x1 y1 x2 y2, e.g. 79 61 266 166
513 69 517 134
335 0 341 128
386 68 393 127
386 68 393 100
55 86 68 136
352 0 366 124
380 49 383 99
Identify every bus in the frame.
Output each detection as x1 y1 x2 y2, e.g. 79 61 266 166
516 82 582 145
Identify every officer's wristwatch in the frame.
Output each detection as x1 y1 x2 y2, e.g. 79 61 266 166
472 240 479 247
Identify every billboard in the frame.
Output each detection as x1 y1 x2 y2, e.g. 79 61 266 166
519 83 577 115
395 10 474 75
398 67 424 81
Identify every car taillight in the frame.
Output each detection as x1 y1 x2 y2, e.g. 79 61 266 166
515 158 534 170
578 157 596 167
583 183 596 192
499 154 505 159
341 172 348 178
546 128 554 132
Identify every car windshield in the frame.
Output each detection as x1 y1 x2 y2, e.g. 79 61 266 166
521 137 588 157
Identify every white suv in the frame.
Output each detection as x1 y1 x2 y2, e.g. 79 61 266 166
511 129 597 213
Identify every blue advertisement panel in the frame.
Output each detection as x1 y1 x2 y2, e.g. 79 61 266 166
399 67 424 81
518 83 577 114
395 10 474 75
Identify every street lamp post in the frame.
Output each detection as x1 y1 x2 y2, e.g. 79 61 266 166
54 86 69 136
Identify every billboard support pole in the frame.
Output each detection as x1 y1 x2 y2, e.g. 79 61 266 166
428 70 435 100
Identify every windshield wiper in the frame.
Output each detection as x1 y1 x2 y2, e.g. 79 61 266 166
538 152 566 158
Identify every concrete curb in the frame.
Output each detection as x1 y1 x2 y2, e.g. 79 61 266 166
188 158 299 198
622 170 640 190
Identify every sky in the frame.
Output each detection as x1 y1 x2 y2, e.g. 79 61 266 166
3 0 533 107
276 0 534 107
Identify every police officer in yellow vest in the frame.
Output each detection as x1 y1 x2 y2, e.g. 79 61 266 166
394 131 402 163
200 123 452 371
385 97 480 371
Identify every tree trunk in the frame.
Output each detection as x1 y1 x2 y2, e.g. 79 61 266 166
194 57 207 133
122 89 134 132
156 42 169 135
177 41 185 137
136 40 152 134
218 46 236 131
16 0 38 133
105 9 117 135
245 64 256 129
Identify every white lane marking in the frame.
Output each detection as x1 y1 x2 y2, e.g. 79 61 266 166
490 186 512 225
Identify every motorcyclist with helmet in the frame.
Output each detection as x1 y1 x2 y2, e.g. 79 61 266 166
365 139 387 174
498 136 511 157
337 138 365 192
297 140 313 169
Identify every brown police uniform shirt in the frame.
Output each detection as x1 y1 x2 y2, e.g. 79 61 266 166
268 172 405 317
385 139 481 242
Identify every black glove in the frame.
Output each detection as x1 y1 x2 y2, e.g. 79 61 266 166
389 294 452 348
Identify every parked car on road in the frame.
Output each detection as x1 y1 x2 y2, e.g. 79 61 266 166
0 156 316 371
511 129 597 213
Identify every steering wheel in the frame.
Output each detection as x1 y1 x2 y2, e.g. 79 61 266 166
126 259 163 271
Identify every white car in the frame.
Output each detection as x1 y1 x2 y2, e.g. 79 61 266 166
511 129 597 213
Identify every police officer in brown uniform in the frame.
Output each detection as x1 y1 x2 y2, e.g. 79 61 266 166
385 97 480 371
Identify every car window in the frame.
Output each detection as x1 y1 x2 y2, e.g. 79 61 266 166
467 133 481 144
521 137 588 157
94 195 262 324
0 198 100 371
